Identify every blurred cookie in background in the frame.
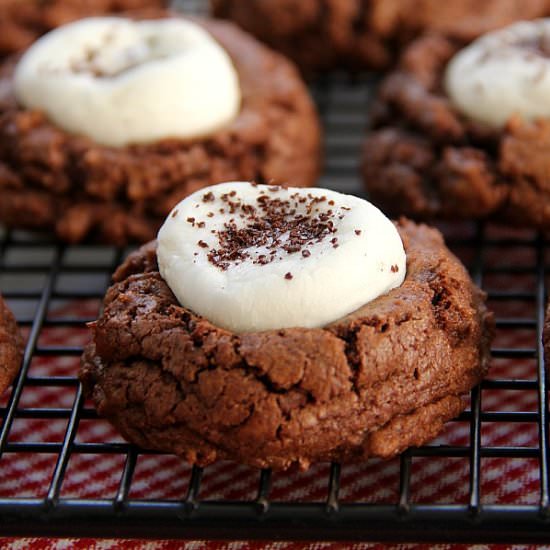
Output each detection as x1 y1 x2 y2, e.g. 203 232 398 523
211 0 550 72
362 20 550 230
0 12 321 244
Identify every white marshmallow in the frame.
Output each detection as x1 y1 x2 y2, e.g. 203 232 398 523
13 17 241 147
157 182 406 333
445 19 550 128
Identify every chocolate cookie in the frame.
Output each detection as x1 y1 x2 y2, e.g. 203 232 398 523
0 0 167 58
0 13 321 245
80 219 493 470
211 0 550 72
0 294 22 395
361 33 550 229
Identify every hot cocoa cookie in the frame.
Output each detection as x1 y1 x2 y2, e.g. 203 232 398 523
0 13 321 245
211 0 550 72
362 22 550 229
0 294 22 395
80 183 493 470
0 0 166 57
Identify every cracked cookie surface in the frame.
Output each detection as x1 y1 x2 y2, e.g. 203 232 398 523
80 219 493 469
0 294 22 395
0 12 321 245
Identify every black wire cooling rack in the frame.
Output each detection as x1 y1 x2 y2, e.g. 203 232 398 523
0 0 550 544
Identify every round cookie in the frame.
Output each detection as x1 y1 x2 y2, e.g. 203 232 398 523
362 28 550 229
0 0 167 58
80 219 493 470
211 0 550 72
0 294 22 395
0 13 321 245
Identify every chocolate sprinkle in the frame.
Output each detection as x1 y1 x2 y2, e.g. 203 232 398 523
193 190 351 271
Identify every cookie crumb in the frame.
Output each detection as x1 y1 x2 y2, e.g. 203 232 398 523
285 272 293 280
171 209 179 218
391 264 399 273
355 229 362 235
198 240 209 248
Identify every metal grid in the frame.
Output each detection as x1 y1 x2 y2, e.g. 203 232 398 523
0 1 549 543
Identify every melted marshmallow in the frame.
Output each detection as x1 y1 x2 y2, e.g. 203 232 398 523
14 17 241 147
157 182 406 333
445 19 550 128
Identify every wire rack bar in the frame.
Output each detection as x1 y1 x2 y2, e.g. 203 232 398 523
1 501 550 543
535 234 550 514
